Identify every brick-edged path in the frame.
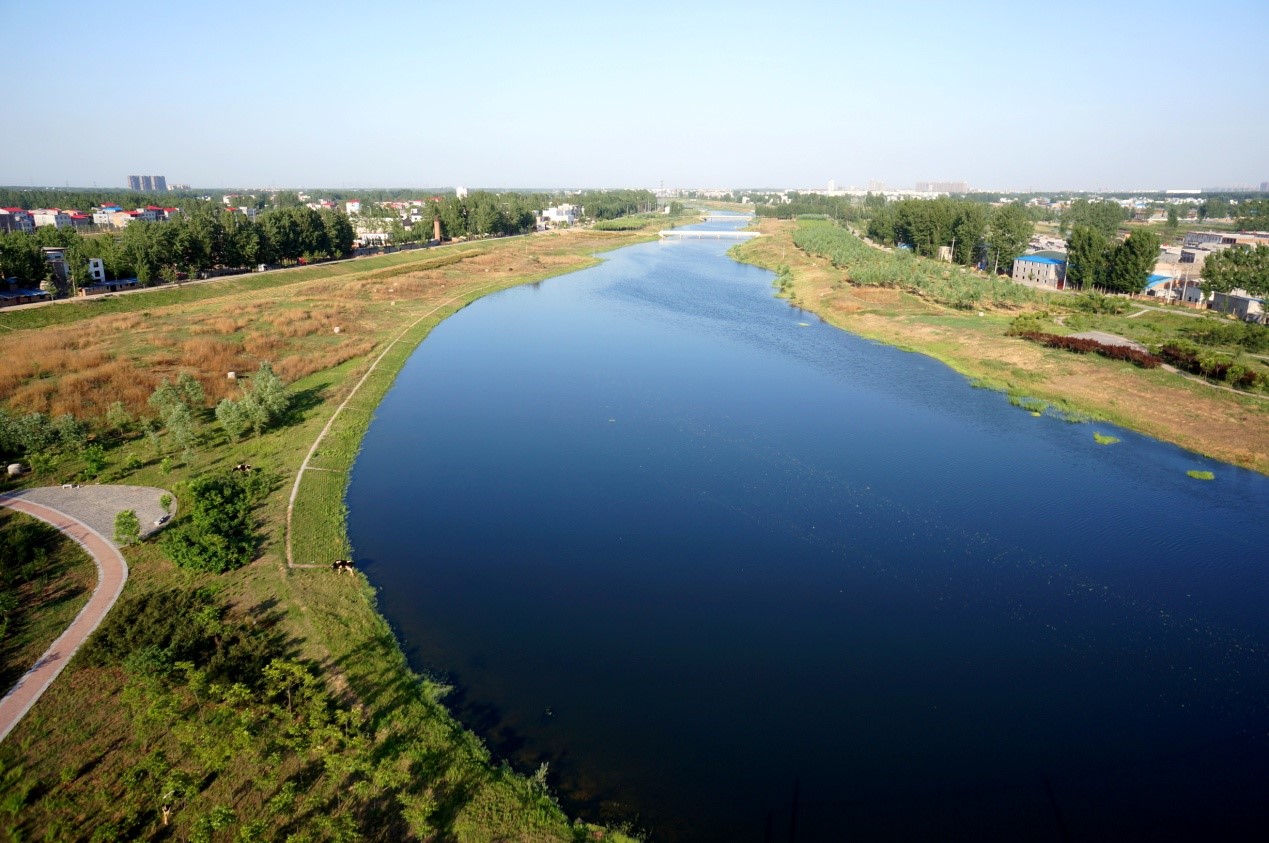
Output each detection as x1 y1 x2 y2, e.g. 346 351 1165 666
0 494 129 743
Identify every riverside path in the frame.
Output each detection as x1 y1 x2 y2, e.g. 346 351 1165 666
0 486 170 742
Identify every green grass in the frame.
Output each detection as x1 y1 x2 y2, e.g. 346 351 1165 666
1093 432 1120 445
0 511 96 694
1186 469 1215 480
0 228 650 842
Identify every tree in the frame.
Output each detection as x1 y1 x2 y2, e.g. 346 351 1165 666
1065 226 1109 290
215 399 250 441
1103 229 1160 294
1062 199 1126 238
114 509 141 546
1199 196 1231 220
986 204 1034 274
252 362 288 416
1201 244 1269 297
161 471 261 573
1165 205 1179 233
1234 199 1269 231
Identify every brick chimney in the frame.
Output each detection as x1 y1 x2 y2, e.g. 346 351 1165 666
433 216 442 242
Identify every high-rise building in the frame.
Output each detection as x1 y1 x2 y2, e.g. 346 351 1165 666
128 174 168 191
828 179 837 192
915 181 969 194
868 179 887 192
1261 181 1269 193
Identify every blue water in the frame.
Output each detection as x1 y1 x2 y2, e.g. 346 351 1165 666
347 215 1269 841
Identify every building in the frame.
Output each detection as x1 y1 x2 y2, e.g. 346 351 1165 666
539 204 580 227
915 181 969 194
345 200 361 214
0 208 34 233
1012 254 1068 289
31 209 71 228
0 279 51 307
128 174 166 191
1210 290 1265 323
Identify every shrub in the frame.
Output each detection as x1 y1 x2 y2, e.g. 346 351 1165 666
1158 342 1263 388
1010 331 1161 368
160 470 266 573
113 509 141 546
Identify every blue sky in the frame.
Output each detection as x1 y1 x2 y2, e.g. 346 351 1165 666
2 0 1266 191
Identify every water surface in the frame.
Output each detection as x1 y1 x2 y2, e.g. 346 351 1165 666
348 216 1269 840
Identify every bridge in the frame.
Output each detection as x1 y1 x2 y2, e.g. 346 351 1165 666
704 214 755 222
659 230 760 240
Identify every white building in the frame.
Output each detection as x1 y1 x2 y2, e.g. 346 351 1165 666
540 204 580 227
346 200 361 215
31 209 72 228
455 186 468 199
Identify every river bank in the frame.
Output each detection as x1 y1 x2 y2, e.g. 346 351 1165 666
732 218 1269 474
0 219 686 841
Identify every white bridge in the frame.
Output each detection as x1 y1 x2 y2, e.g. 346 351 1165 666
659 230 760 240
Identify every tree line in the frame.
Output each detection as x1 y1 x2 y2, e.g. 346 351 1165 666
0 206 355 292
865 197 1035 272
755 193 865 221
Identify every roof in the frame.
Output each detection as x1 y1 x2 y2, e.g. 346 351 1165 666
1146 274 1173 287
1016 255 1065 265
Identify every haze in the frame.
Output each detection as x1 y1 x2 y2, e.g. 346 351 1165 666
3 0 1266 191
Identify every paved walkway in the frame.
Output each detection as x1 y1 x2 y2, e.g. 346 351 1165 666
0 485 172 742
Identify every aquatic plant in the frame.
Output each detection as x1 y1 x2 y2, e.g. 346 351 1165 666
1093 432 1120 445
1186 469 1215 480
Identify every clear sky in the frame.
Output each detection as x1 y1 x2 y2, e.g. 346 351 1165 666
3 0 1266 191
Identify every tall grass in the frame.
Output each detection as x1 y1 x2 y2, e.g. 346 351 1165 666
792 221 1045 310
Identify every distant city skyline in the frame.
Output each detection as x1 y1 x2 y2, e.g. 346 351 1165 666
2 0 1266 191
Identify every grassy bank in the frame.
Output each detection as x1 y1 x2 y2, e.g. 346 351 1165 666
0 228 650 840
732 219 1269 474
0 510 96 694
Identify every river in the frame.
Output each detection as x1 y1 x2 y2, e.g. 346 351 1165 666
347 214 1269 841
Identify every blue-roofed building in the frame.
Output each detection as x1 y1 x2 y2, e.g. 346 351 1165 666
1145 273 1205 304
1012 253 1068 289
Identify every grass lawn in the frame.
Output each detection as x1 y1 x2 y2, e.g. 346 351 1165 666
0 227 651 842
0 510 97 694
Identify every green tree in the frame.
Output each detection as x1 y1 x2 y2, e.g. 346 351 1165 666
986 204 1034 274
215 399 249 441
1199 196 1231 220
1065 226 1110 290
1103 229 1160 294
1201 243 1269 297
1062 199 1126 238
161 471 261 573
114 509 141 546
81 444 107 479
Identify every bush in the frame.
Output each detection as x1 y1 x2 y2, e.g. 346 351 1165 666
1011 331 1161 368
160 470 266 573
113 509 140 546
1158 341 1263 388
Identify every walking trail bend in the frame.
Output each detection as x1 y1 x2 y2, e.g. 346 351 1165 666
0 485 172 742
